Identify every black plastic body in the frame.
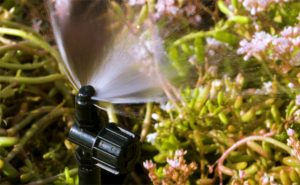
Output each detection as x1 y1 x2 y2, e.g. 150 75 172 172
68 85 140 184
69 122 140 174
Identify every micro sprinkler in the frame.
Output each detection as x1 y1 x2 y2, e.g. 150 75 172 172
68 85 140 184
48 0 172 184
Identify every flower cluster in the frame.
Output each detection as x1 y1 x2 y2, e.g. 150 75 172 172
128 0 202 26
240 0 291 15
287 128 300 161
143 149 197 185
237 24 300 67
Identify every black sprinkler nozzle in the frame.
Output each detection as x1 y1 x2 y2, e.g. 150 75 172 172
68 85 140 179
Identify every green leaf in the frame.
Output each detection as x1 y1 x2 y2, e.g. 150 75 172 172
217 0 233 16
154 153 168 163
213 31 239 45
218 112 229 125
231 0 239 10
229 15 250 24
194 37 205 64
180 43 192 55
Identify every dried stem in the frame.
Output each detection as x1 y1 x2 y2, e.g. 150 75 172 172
140 102 152 142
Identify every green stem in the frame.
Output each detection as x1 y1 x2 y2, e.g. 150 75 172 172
0 74 65 84
26 168 78 185
173 30 214 46
106 103 118 123
0 137 18 147
0 41 47 56
7 106 54 135
0 20 43 39
0 157 19 178
6 105 72 162
44 66 74 106
0 60 49 70
140 103 153 142
0 28 60 61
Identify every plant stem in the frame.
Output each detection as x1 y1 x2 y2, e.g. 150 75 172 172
140 103 153 142
0 74 65 84
0 60 49 70
106 103 118 123
0 157 19 178
0 28 60 61
6 105 72 162
0 137 18 147
217 135 292 185
7 106 54 135
26 168 78 185
173 31 214 46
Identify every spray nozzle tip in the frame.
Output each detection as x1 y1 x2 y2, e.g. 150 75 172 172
78 85 95 101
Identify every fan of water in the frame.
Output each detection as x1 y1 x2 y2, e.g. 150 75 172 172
48 0 174 104
48 0 286 118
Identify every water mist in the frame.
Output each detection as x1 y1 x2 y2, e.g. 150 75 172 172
48 0 174 105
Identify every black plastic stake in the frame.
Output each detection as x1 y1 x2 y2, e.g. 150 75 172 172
76 147 100 185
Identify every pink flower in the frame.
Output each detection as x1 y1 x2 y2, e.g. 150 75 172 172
292 36 300 47
238 25 300 64
241 0 269 15
240 0 291 15
286 129 300 161
237 31 273 60
143 160 156 169
184 4 196 16
281 26 300 38
166 158 180 168
272 37 291 55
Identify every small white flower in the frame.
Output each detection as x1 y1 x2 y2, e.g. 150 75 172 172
151 113 159 120
160 102 173 112
239 170 245 179
143 160 155 169
166 158 180 168
175 149 187 157
128 0 145 5
288 83 295 88
212 80 222 88
296 94 300 105
262 81 273 94
261 173 270 185
293 109 300 121
146 132 158 145
287 128 295 136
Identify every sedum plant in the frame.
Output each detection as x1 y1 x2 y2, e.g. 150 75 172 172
130 0 300 184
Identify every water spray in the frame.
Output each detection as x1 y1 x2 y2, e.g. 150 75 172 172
47 0 173 184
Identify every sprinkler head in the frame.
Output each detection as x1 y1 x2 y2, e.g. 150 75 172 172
68 85 141 174
75 85 100 130
69 123 140 174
